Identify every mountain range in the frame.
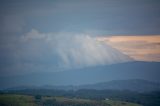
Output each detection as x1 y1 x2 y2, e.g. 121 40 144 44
1 61 160 91
6 79 160 92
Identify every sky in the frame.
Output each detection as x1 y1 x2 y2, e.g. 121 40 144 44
0 0 160 87
98 35 160 62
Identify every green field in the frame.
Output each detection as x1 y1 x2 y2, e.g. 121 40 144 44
0 94 142 106
0 94 36 106
103 99 142 106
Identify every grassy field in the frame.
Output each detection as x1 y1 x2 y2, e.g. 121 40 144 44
103 99 142 106
0 94 142 106
0 94 36 106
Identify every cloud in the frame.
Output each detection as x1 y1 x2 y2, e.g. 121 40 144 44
54 34 132 68
21 29 46 40
0 29 133 76
98 35 160 62
21 29 132 68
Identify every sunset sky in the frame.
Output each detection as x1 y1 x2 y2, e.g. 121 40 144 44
97 35 160 62
0 0 160 88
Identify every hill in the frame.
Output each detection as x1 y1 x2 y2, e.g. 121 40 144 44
6 79 160 92
1 61 160 90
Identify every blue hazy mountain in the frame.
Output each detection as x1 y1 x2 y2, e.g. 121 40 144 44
6 79 160 92
76 79 160 92
1 61 160 90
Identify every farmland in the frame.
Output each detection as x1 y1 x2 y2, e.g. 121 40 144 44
0 94 142 106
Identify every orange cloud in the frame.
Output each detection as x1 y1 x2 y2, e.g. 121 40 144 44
97 35 160 62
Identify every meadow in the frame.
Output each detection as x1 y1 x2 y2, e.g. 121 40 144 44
0 94 142 106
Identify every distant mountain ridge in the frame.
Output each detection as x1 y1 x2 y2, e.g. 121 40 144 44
6 79 160 92
1 61 160 90
77 79 160 92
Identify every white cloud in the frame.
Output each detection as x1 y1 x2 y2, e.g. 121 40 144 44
0 29 133 76
21 29 46 41
21 29 132 69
